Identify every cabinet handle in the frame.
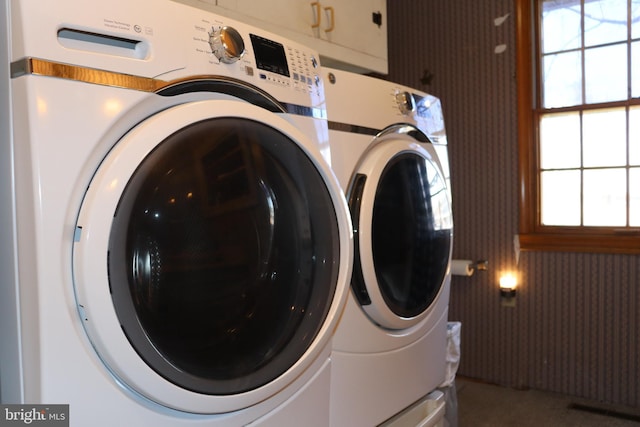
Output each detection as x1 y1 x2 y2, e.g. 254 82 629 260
324 6 335 32
311 2 321 28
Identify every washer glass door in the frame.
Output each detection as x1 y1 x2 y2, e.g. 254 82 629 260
73 100 346 413
348 134 452 330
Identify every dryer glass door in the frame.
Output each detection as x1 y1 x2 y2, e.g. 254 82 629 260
373 152 451 317
349 139 452 329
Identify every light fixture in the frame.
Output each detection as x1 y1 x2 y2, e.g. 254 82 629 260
499 272 518 307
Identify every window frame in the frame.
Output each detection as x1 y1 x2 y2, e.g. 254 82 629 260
516 0 640 254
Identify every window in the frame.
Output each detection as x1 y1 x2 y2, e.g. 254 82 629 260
517 0 640 253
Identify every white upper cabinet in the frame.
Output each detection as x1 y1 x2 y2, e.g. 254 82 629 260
179 0 388 74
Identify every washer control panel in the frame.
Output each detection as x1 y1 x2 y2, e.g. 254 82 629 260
189 16 322 104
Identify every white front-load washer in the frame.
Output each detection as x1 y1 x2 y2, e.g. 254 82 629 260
323 68 453 427
0 1 353 425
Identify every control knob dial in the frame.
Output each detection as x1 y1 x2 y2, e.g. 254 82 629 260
209 26 245 64
395 91 416 115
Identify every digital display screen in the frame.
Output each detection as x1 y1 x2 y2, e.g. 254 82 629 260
250 34 290 77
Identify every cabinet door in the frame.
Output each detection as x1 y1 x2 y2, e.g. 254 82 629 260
317 0 386 61
235 0 317 37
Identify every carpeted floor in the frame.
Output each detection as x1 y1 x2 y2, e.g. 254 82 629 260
455 377 640 427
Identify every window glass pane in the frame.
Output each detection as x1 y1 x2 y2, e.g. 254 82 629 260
583 108 627 167
585 44 628 103
631 168 640 226
633 41 640 98
631 107 640 165
583 168 627 226
541 0 582 53
584 0 628 47
535 0 638 237
541 170 581 225
543 51 582 108
632 0 640 39
540 112 581 169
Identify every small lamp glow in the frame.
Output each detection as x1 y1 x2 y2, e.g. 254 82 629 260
499 273 517 291
499 272 517 307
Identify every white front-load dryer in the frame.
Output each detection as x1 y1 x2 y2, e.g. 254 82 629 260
0 1 352 425
323 68 453 427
